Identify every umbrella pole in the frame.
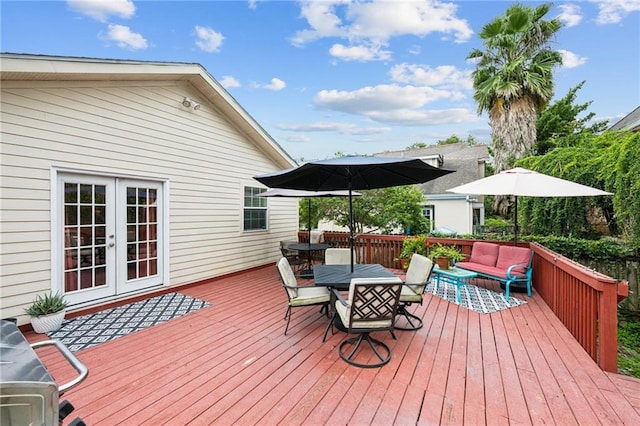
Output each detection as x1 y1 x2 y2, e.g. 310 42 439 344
308 198 312 269
513 195 518 245
349 184 354 273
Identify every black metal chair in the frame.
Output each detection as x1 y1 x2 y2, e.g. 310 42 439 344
276 257 330 335
280 241 305 276
395 253 433 331
323 277 403 368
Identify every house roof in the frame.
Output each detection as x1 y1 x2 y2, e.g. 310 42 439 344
0 53 297 169
375 142 490 194
609 105 640 132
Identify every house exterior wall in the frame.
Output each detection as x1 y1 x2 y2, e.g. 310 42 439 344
430 197 476 235
0 78 296 323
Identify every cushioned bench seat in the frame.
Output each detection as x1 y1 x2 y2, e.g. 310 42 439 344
455 242 533 300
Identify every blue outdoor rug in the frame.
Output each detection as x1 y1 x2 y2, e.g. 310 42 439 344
424 280 526 314
47 292 210 352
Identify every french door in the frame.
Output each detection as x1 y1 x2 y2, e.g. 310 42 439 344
58 173 164 306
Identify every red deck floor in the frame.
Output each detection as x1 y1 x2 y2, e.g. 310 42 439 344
27 265 640 425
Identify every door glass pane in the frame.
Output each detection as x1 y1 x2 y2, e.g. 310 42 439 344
63 182 108 293
126 185 159 281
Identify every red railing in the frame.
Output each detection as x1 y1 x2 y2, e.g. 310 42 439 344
530 242 628 373
299 232 628 372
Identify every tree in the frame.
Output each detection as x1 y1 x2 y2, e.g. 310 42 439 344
535 81 609 155
436 134 478 145
517 131 640 243
406 142 427 150
309 185 430 235
468 2 563 214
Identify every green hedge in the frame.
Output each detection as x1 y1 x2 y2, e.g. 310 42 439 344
464 233 639 261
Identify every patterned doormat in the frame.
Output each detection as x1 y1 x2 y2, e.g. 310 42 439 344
48 293 210 352
424 281 526 314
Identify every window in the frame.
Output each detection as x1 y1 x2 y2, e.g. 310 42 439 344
244 186 267 231
423 205 435 232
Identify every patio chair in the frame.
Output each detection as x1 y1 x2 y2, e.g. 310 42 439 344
323 277 403 368
324 247 355 265
280 240 305 275
276 257 330 335
395 253 433 331
309 230 325 264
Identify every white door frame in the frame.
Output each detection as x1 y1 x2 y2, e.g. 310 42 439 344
51 169 170 308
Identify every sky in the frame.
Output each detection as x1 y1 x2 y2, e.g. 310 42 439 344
1 0 639 162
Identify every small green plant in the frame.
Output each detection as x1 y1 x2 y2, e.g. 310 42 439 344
396 234 428 261
428 244 465 262
24 292 68 317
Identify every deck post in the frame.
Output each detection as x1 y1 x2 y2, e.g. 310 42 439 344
598 278 619 372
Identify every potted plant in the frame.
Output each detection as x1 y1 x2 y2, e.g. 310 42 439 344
428 244 465 270
395 235 428 270
24 291 68 333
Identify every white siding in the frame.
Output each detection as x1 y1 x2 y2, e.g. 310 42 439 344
1 79 297 322
432 199 474 235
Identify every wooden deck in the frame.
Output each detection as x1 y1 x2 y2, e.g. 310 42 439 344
28 265 640 425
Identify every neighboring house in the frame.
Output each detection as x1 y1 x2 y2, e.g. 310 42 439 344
609 105 640 131
376 143 490 235
0 53 298 324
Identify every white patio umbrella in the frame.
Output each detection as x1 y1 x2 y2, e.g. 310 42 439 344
447 167 612 242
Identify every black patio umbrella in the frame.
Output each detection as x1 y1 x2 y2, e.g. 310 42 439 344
254 156 454 272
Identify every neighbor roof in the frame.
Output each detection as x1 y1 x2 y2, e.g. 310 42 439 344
609 105 640 132
0 53 297 169
375 142 490 194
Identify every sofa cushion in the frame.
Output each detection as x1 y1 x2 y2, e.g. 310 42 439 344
468 242 499 267
455 262 525 279
496 246 532 275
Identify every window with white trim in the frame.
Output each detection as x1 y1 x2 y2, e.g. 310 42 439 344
244 186 267 231
423 205 435 231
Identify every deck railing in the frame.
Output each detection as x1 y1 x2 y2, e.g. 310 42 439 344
299 232 628 372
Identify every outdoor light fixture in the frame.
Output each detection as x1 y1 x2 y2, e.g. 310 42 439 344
182 97 192 107
192 102 201 110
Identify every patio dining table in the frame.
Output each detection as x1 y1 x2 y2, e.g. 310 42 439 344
289 243 331 279
313 264 397 291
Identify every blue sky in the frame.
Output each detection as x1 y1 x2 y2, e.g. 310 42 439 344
1 0 639 161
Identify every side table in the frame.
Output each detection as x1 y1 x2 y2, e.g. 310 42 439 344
431 266 478 303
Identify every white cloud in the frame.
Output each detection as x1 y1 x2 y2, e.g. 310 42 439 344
284 134 312 143
264 78 286 91
408 45 422 55
195 26 224 53
277 122 391 135
329 43 391 61
219 75 240 89
291 0 473 62
102 24 147 50
389 63 473 90
313 84 478 126
592 0 640 24
559 49 587 68
557 4 583 27
251 78 286 91
67 0 135 22
365 108 478 126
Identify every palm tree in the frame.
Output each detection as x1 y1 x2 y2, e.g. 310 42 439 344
468 3 563 212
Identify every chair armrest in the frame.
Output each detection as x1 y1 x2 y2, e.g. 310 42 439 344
506 264 529 278
283 284 300 290
333 288 349 307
